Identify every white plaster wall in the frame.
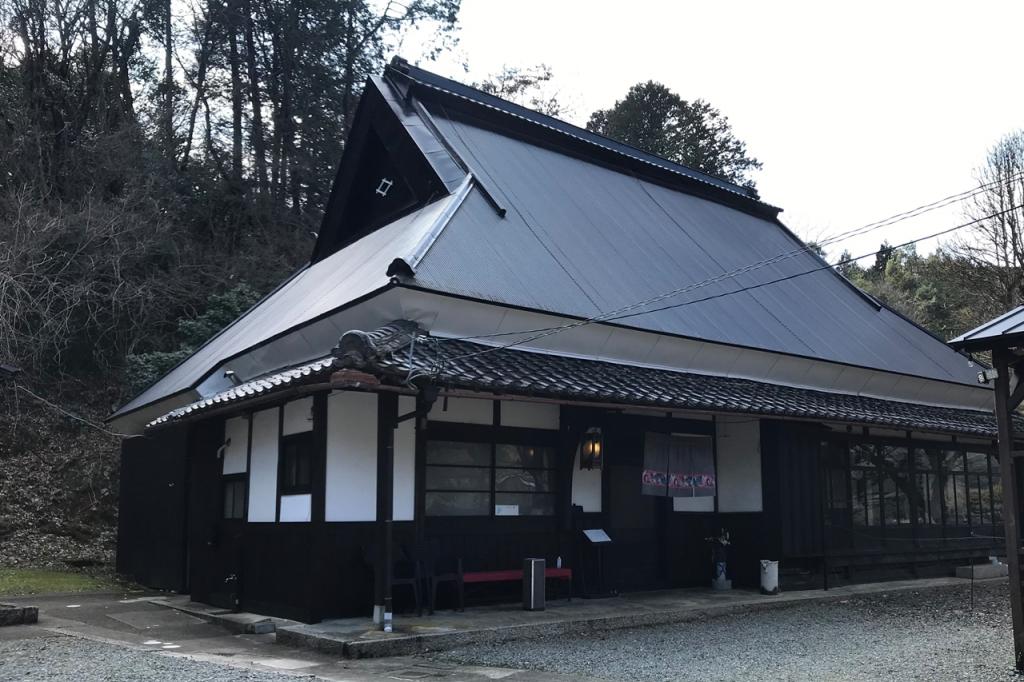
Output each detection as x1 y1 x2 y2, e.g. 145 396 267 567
282 396 314 435
247 407 279 522
501 400 559 429
394 396 416 521
429 396 493 424
326 391 378 522
716 417 763 513
222 416 249 475
280 493 312 522
571 445 602 512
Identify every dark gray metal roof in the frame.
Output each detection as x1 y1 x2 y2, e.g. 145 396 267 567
388 59 767 206
407 111 979 387
112 195 463 419
949 306 1024 352
116 63 986 425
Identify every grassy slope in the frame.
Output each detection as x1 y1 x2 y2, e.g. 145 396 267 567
0 568 119 596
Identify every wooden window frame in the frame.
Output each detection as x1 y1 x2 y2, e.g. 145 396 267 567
423 419 560 518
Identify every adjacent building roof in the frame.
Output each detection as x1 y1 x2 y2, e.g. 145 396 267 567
949 305 1024 353
151 322 1007 438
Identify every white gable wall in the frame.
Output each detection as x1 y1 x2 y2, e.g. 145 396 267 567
326 391 378 522
247 407 280 522
283 396 314 435
428 396 492 424
394 396 416 521
501 400 559 429
222 416 249 475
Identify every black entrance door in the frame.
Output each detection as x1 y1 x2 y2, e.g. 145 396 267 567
606 430 669 592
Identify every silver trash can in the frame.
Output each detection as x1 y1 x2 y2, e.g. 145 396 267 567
523 558 545 611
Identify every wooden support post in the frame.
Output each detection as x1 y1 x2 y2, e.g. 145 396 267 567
993 348 1024 671
374 392 398 631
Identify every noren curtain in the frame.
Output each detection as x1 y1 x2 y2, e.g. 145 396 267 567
642 432 715 497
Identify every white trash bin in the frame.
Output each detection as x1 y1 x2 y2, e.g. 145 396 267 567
760 559 779 595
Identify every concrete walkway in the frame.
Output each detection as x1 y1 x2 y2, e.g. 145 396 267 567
2 590 584 680
271 576 981 659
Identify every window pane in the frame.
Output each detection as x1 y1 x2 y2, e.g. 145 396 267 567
223 479 245 520
496 444 555 468
993 475 1004 523
495 492 555 516
942 450 964 472
913 449 937 471
427 440 491 466
223 484 235 519
991 453 1001 475
851 444 875 468
881 446 907 469
882 476 910 526
916 473 942 525
829 468 849 510
968 475 986 525
945 475 968 526
966 451 989 473
495 468 553 492
851 469 879 526
425 491 490 516
425 465 490 491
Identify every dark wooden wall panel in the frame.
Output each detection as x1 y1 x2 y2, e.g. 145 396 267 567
116 425 190 592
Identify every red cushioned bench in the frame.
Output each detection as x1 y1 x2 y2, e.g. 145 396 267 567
462 567 573 602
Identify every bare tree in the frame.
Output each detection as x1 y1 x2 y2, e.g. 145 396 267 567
949 131 1024 319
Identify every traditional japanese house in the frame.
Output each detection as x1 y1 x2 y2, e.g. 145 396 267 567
111 58 1007 623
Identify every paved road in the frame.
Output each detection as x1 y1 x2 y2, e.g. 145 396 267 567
0 591 581 681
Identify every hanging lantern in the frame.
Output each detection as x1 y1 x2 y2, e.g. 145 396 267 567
580 427 603 470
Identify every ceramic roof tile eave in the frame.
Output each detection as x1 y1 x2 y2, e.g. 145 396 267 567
389 65 776 213
146 357 336 429
347 323 1007 438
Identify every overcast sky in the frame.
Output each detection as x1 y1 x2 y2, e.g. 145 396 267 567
409 0 1024 262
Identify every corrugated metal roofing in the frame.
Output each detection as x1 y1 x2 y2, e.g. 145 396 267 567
409 111 979 387
389 60 766 204
113 194 463 419
116 63 986 425
949 306 1024 352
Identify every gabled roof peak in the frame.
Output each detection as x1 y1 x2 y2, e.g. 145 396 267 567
386 57 778 218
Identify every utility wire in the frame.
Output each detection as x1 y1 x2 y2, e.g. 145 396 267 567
14 383 140 439
432 203 1023 367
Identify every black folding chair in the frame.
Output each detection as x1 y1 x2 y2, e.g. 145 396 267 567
420 538 464 614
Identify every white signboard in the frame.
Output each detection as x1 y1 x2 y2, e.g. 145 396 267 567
583 528 612 543
495 504 520 516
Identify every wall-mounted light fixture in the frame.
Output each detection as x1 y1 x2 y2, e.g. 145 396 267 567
580 427 603 470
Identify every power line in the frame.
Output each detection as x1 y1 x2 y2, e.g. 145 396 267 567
14 383 140 439
431 203 1023 367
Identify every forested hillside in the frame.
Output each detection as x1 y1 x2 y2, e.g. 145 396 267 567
1 0 1022 572
0 0 460 567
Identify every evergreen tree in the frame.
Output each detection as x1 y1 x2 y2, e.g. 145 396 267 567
587 81 761 188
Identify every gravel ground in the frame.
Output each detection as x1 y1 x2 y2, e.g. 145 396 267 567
436 580 1018 681
0 634 296 682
